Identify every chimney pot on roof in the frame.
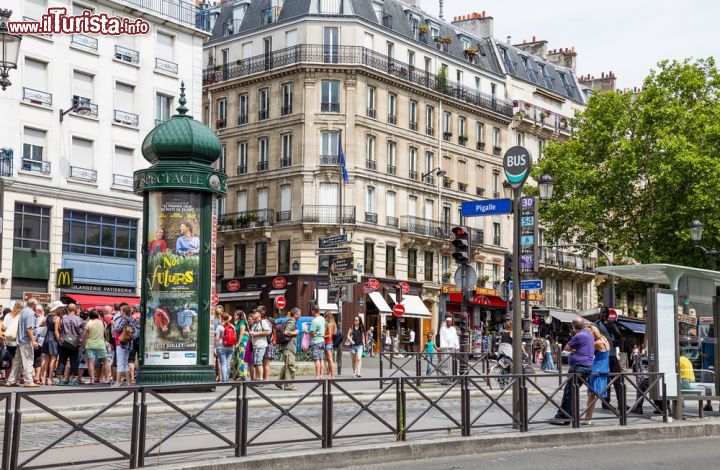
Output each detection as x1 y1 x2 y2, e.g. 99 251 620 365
482 10 486 17
532 35 536 42
523 39 527 44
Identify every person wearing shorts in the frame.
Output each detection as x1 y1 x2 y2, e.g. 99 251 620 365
307 306 326 380
248 311 270 383
82 311 110 384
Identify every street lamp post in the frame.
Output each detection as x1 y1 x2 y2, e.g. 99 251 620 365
0 9 22 91
689 220 718 270
422 166 446 336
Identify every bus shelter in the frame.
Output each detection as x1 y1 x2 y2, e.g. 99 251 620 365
597 264 720 419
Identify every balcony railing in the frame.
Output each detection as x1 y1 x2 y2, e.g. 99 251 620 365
458 182 468 192
400 216 452 239
321 102 340 112
218 209 274 231
387 114 397 125
366 108 376 118
493 146 502 156
112 174 133 188
458 136 468 146
409 170 418 181
538 248 597 273
365 212 378 224
259 109 269 120
302 205 356 224
155 57 178 74
320 155 339 165
237 164 248 175
71 34 98 50
121 0 210 31
426 126 434 136
69 166 97 183
423 175 434 185
476 187 485 196
280 157 292 168
281 105 292 115
513 100 573 132
472 230 484 245
22 87 52 106
409 121 418 131
22 159 51 174
276 210 292 222
114 45 139 64
387 165 396 175
114 109 139 127
0 150 12 177
386 216 398 227
366 160 376 170
202 45 514 117
216 118 226 129
223 19 243 36
442 178 452 189
238 114 248 125
443 132 452 141
476 142 486 151
493 236 501 246
257 161 269 172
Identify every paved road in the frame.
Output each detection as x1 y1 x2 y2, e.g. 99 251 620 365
345 436 720 469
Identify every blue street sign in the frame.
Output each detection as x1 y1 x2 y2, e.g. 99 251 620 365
520 216 535 227
509 279 543 291
520 234 534 246
461 198 512 217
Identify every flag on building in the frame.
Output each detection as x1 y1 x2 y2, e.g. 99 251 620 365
339 136 349 183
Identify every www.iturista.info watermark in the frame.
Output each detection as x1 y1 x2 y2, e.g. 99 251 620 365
7 8 150 35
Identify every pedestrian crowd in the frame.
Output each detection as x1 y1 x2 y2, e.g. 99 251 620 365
0 299 140 388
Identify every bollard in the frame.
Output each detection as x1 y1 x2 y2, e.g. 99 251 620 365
3 396 13 470
325 381 333 448
557 349 563 387
130 390 140 468
618 374 627 426
240 385 249 456
662 381 669 423
136 391 148 468
416 353 422 386
571 374 580 428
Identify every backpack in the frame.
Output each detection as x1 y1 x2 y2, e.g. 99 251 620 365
276 321 290 346
265 318 276 345
119 322 134 344
223 323 237 347
332 330 344 349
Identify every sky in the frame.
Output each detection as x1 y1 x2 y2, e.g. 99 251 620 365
419 0 720 89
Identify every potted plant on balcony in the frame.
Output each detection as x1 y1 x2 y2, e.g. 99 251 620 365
245 212 259 227
477 274 490 287
433 35 443 44
517 109 527 120
442 271 452 282
458 134 468 145
419 24 430 33
436 66 448 92
442 36 453 45
464 47 478 58
559 116 568 128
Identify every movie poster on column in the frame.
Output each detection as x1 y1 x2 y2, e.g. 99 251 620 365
144 191 202 366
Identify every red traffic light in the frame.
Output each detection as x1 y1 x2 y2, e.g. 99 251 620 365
452 226 469 237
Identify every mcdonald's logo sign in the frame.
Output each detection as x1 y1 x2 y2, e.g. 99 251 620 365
56 269 74 289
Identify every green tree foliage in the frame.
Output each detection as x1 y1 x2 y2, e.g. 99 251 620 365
534 58 720 268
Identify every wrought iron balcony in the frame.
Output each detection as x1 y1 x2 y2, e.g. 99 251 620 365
458 182 468 192
443 178 452 189
257 161 269 172
155 58 178 74
409 170 418 181
476 142 486 151
443 132 452 141
302 205 355 224
409 121 418 131
366 160 376 170
237 164 248 175
387 165 397 175
122 0 210 31
476 187 485 196
399 216 452 239
216 118 226 129
458 136 468 146
0 150 12 177
538 248 597 273
493 236 501 246
69 166 97 183
258 109 269 120
386 216 398 227
22 87 52 106
321 102 340 112
276 210 292 222
280 157 292 168
71 34 98 50
281 105 292 116
387 114 397 125
238 114 248 125
114 110 139 127
493 146 502 156
218 209 274 231
365 212 378 224
426 126 434 136
114 45 139 64
423 175 435 185
112 174 133 188
320 155 339 165
21 159 51 174
366 108 376 118
513 100 573 133
202 45 514 117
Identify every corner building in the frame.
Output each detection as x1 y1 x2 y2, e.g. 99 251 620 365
203 0 596 343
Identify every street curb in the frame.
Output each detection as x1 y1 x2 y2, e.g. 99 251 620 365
145 419 720 470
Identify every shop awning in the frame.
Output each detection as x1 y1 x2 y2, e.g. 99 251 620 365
448 292 506 308
549 310 578 323
268 289 286 298
218 291 262 301
368 291 392 313
618 319 646 334
63 293 139 309
317 289 338 311
390 294 432 318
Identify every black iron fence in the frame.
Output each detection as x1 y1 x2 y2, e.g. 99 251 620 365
0 372 667 469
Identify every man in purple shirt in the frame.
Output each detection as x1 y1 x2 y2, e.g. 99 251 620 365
550 317 594 425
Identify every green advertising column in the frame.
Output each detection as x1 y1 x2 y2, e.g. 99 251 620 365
134 83 226 384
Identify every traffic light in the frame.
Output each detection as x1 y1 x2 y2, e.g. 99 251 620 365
452 226 470 264
504 252 514 282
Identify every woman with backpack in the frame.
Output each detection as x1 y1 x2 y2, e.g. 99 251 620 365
112 305 135 387
346 316 367 378
215 313 235 383
323 313 337 379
